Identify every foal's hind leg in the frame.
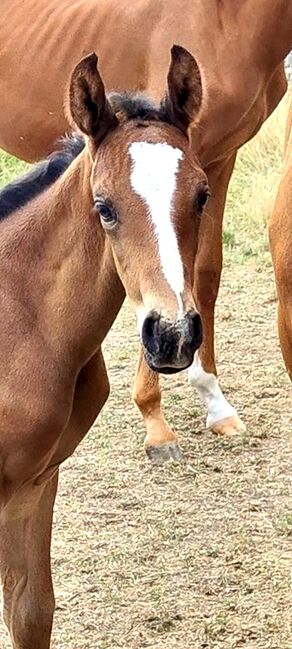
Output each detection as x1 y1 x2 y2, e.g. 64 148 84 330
0 472 58 649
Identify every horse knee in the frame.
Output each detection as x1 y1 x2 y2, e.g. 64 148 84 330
133 376 161 415
3 571 55 649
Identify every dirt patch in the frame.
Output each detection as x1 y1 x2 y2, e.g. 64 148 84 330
1 256 291 649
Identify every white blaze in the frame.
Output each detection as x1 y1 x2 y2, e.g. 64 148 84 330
129 141 184 312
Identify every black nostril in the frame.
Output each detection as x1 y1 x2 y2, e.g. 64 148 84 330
189 311 203 345
142 311 160 355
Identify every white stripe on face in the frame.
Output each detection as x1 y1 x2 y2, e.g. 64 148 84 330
129 141 184 312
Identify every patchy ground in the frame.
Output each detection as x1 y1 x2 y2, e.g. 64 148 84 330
2 259 291 649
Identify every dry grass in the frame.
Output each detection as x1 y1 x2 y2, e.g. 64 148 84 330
224 91 291 262
0 93 292 649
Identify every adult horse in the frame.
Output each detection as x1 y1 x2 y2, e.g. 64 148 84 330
0 46 208 648
0 0 291 460
269 100 292 382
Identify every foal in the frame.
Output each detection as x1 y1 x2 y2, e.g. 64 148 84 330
0 47 209 648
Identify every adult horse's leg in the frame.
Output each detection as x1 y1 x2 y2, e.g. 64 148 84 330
188 153 245 435
269 135 292 383
269 242 292 382
0 473 58 649
133 154 244 459
277 302 292 382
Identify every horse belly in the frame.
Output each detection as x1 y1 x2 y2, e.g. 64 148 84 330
0 0 152 160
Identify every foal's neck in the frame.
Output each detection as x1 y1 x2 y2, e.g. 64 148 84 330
46 151 124 363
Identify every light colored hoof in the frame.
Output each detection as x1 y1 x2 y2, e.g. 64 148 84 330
145 442 183 463
210 415 246 437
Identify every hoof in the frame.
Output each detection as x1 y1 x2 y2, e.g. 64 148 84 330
210 415 246 437
146 442 183 463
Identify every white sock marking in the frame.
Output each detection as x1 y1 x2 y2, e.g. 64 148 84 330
129 141 184 312
188 351 237 428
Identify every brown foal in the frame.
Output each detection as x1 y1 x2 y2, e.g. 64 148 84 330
0 47 210 648
0 0 291 459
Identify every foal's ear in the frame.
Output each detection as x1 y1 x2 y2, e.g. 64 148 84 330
163 45 202 134
69 53 118 146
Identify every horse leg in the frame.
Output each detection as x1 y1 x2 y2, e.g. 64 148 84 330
0 351 109 649
133 347 181 462
269 254 292 381
277 301 292 381
0 473 58 649
269 193 292 383
269 108 292 377
188 154 246 436
50 350 110 463
133 155 244 457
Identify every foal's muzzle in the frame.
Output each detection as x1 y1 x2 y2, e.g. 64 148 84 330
141 309 203 374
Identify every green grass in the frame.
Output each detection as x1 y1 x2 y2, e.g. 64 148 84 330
275 512 292 536
0 149 28 187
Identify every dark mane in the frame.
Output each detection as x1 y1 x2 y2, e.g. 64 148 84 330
0 93 169 222
0 135 85 220
109 92 169 124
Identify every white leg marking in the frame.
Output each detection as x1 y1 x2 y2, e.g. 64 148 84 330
188 351 237 428
129 141 184 312
136 304 147 336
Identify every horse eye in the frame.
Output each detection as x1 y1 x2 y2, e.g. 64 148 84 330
94 200 117 227
196 185 211 214
99 205 113 220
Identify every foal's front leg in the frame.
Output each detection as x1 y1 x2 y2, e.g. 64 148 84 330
133 347 181 462
0 350 110 648
0 473 58 649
